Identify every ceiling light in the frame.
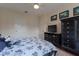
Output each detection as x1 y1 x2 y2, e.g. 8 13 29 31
34 3 39 9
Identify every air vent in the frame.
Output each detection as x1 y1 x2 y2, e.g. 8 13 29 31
24 11 28 13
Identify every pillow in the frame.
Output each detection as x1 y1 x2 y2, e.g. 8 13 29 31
13 40 21 45
0 37 6 42
8 36 20 44
5 37 11 42
0 41 6 52
9 35 24 45
5 41 12 47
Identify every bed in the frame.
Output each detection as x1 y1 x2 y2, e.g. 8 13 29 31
0 36 57 56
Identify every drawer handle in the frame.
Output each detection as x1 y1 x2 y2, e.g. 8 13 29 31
53 35 56 37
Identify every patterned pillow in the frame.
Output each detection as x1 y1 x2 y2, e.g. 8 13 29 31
0 41 6 52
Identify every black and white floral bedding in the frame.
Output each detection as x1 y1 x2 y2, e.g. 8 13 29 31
0 36 57 56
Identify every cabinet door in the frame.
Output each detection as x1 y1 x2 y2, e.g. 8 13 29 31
68 21 75 40
77 20 79 40
75 20 79 51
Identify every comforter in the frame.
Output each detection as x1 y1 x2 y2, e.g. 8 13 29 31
0 36 57 56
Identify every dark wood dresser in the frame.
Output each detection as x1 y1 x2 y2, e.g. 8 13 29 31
44 32 61 47
61 16 79 55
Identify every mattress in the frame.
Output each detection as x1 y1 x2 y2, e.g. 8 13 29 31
0 36 57 56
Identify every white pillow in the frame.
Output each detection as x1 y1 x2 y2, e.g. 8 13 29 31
5 36 11 42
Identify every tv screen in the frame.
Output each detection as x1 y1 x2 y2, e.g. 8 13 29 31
48 25 57 33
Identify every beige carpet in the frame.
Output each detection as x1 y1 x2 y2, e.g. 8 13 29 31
55 48 74 56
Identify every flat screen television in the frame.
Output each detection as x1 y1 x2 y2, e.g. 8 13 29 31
48 25 57 33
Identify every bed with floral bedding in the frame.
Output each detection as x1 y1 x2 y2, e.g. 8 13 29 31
0 36 57 56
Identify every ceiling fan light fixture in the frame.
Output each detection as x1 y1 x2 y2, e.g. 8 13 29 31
34 3 39 9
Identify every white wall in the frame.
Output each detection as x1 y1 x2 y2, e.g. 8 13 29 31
0 4 79 40
0 8 40 38
39 3 79 39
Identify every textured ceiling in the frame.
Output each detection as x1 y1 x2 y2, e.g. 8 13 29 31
0 3 67 15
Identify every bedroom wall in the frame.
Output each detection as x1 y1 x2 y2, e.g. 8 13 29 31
39 3 79 39
0 8 40 38
0 4 79 40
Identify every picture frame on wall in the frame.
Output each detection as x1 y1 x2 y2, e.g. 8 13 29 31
51 15 57 21
59 10 69 20
73 6 79 16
